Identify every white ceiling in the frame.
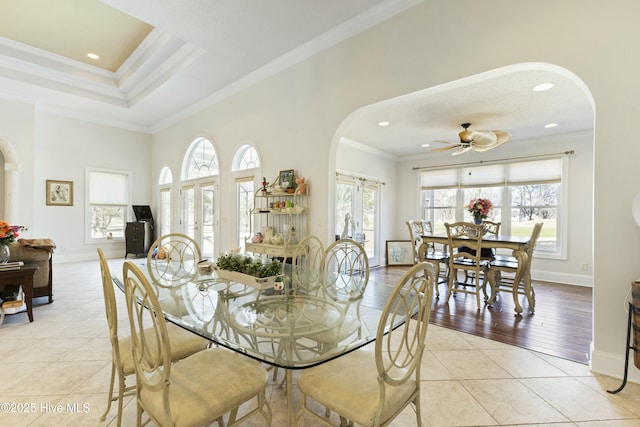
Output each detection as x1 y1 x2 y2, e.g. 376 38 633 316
0 0 593 157
341 65 594 159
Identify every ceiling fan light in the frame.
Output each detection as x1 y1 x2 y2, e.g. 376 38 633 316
459 130 474 142
533 82 554 92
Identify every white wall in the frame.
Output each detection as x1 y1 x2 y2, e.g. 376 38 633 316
31 111 151 261
0 103 152 260
151 0 638 382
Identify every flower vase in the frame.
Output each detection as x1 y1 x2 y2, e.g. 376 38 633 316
473 217 482 225
0 245 10 264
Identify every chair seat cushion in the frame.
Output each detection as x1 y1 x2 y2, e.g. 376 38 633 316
423 251 449 261
140 348 267 427
119 323 208 375
490 258 519 270
298 346 416 426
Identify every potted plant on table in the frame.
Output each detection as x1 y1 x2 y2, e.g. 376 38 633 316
215 252 283 289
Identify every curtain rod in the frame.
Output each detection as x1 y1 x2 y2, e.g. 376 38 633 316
336 172 386 186
411 150 575 171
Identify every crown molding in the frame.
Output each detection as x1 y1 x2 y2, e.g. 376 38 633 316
0 28 201 109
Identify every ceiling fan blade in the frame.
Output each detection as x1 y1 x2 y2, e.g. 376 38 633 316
433 139 458 145
470 131 498 147
451 146 472 156
494 130 511 145
473 144 496 152
431 145 461 152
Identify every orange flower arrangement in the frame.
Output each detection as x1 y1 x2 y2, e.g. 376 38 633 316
0 221 27 246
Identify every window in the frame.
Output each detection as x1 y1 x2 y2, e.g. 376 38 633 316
233 145 260 250
335 174 382 266
159 167 173 237
421 158 563 256
87 168 131 242
185 137 218 179
181 137 218 258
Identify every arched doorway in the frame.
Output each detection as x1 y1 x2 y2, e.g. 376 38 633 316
329 62 595 361
0 137 19 223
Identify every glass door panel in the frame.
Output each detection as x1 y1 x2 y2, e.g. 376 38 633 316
201 184 215 259
335 180 380 267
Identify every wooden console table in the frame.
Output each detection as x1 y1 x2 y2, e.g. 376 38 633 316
0 266 38 322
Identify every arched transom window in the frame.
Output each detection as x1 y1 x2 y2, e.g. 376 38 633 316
183 137 218 179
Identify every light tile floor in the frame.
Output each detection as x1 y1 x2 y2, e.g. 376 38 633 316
0 259 639 426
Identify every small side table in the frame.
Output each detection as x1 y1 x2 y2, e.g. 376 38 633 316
0 266 38 322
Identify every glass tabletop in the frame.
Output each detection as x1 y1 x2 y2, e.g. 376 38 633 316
113 262 401 370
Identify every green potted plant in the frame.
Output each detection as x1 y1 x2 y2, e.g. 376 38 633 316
215 252 283 289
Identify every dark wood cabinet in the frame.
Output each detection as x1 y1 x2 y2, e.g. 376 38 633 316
125 221 153 258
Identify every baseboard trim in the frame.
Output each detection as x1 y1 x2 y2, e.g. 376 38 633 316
532 269 593 287
591 346 640 386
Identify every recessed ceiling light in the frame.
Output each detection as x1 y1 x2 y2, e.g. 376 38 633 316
533 82 554 92
87 53 100 60
544 123 558 128
377 121 390 127
421 143 430 148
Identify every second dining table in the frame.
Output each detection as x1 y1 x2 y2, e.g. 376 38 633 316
422 232 533 314
114 261 406 426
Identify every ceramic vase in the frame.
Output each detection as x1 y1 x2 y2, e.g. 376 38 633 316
0 245 10 264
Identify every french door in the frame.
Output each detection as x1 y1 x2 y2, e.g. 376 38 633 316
182 180 215 259
335 177 380 266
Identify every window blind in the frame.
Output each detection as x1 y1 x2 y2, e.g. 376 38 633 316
421 157 562 189
89 171 128 205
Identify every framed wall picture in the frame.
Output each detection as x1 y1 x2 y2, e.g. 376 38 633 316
386 240 414 266
46 180 73 206
279 169 295 188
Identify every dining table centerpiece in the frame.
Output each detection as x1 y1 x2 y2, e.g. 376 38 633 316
466 198 493 224
0 221 27 264
215 252 283 289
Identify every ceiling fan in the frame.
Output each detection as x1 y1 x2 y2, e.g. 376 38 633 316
432 123 511 156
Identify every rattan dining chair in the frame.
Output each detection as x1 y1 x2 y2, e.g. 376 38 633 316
122 261 272 427
487 222 544 313
296 261 436 426
445 221 491 310
97 248 208 427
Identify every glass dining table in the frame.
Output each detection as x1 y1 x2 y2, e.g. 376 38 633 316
113 262 403 426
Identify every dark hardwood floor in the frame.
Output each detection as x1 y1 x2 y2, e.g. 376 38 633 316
368 265 593 365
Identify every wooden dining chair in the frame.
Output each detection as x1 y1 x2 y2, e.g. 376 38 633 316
296 262 436 426
97 248 209 427
486 222 544 313
445 221 491 310
406 220 449 288
122 261 272 427
462 220 501 285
